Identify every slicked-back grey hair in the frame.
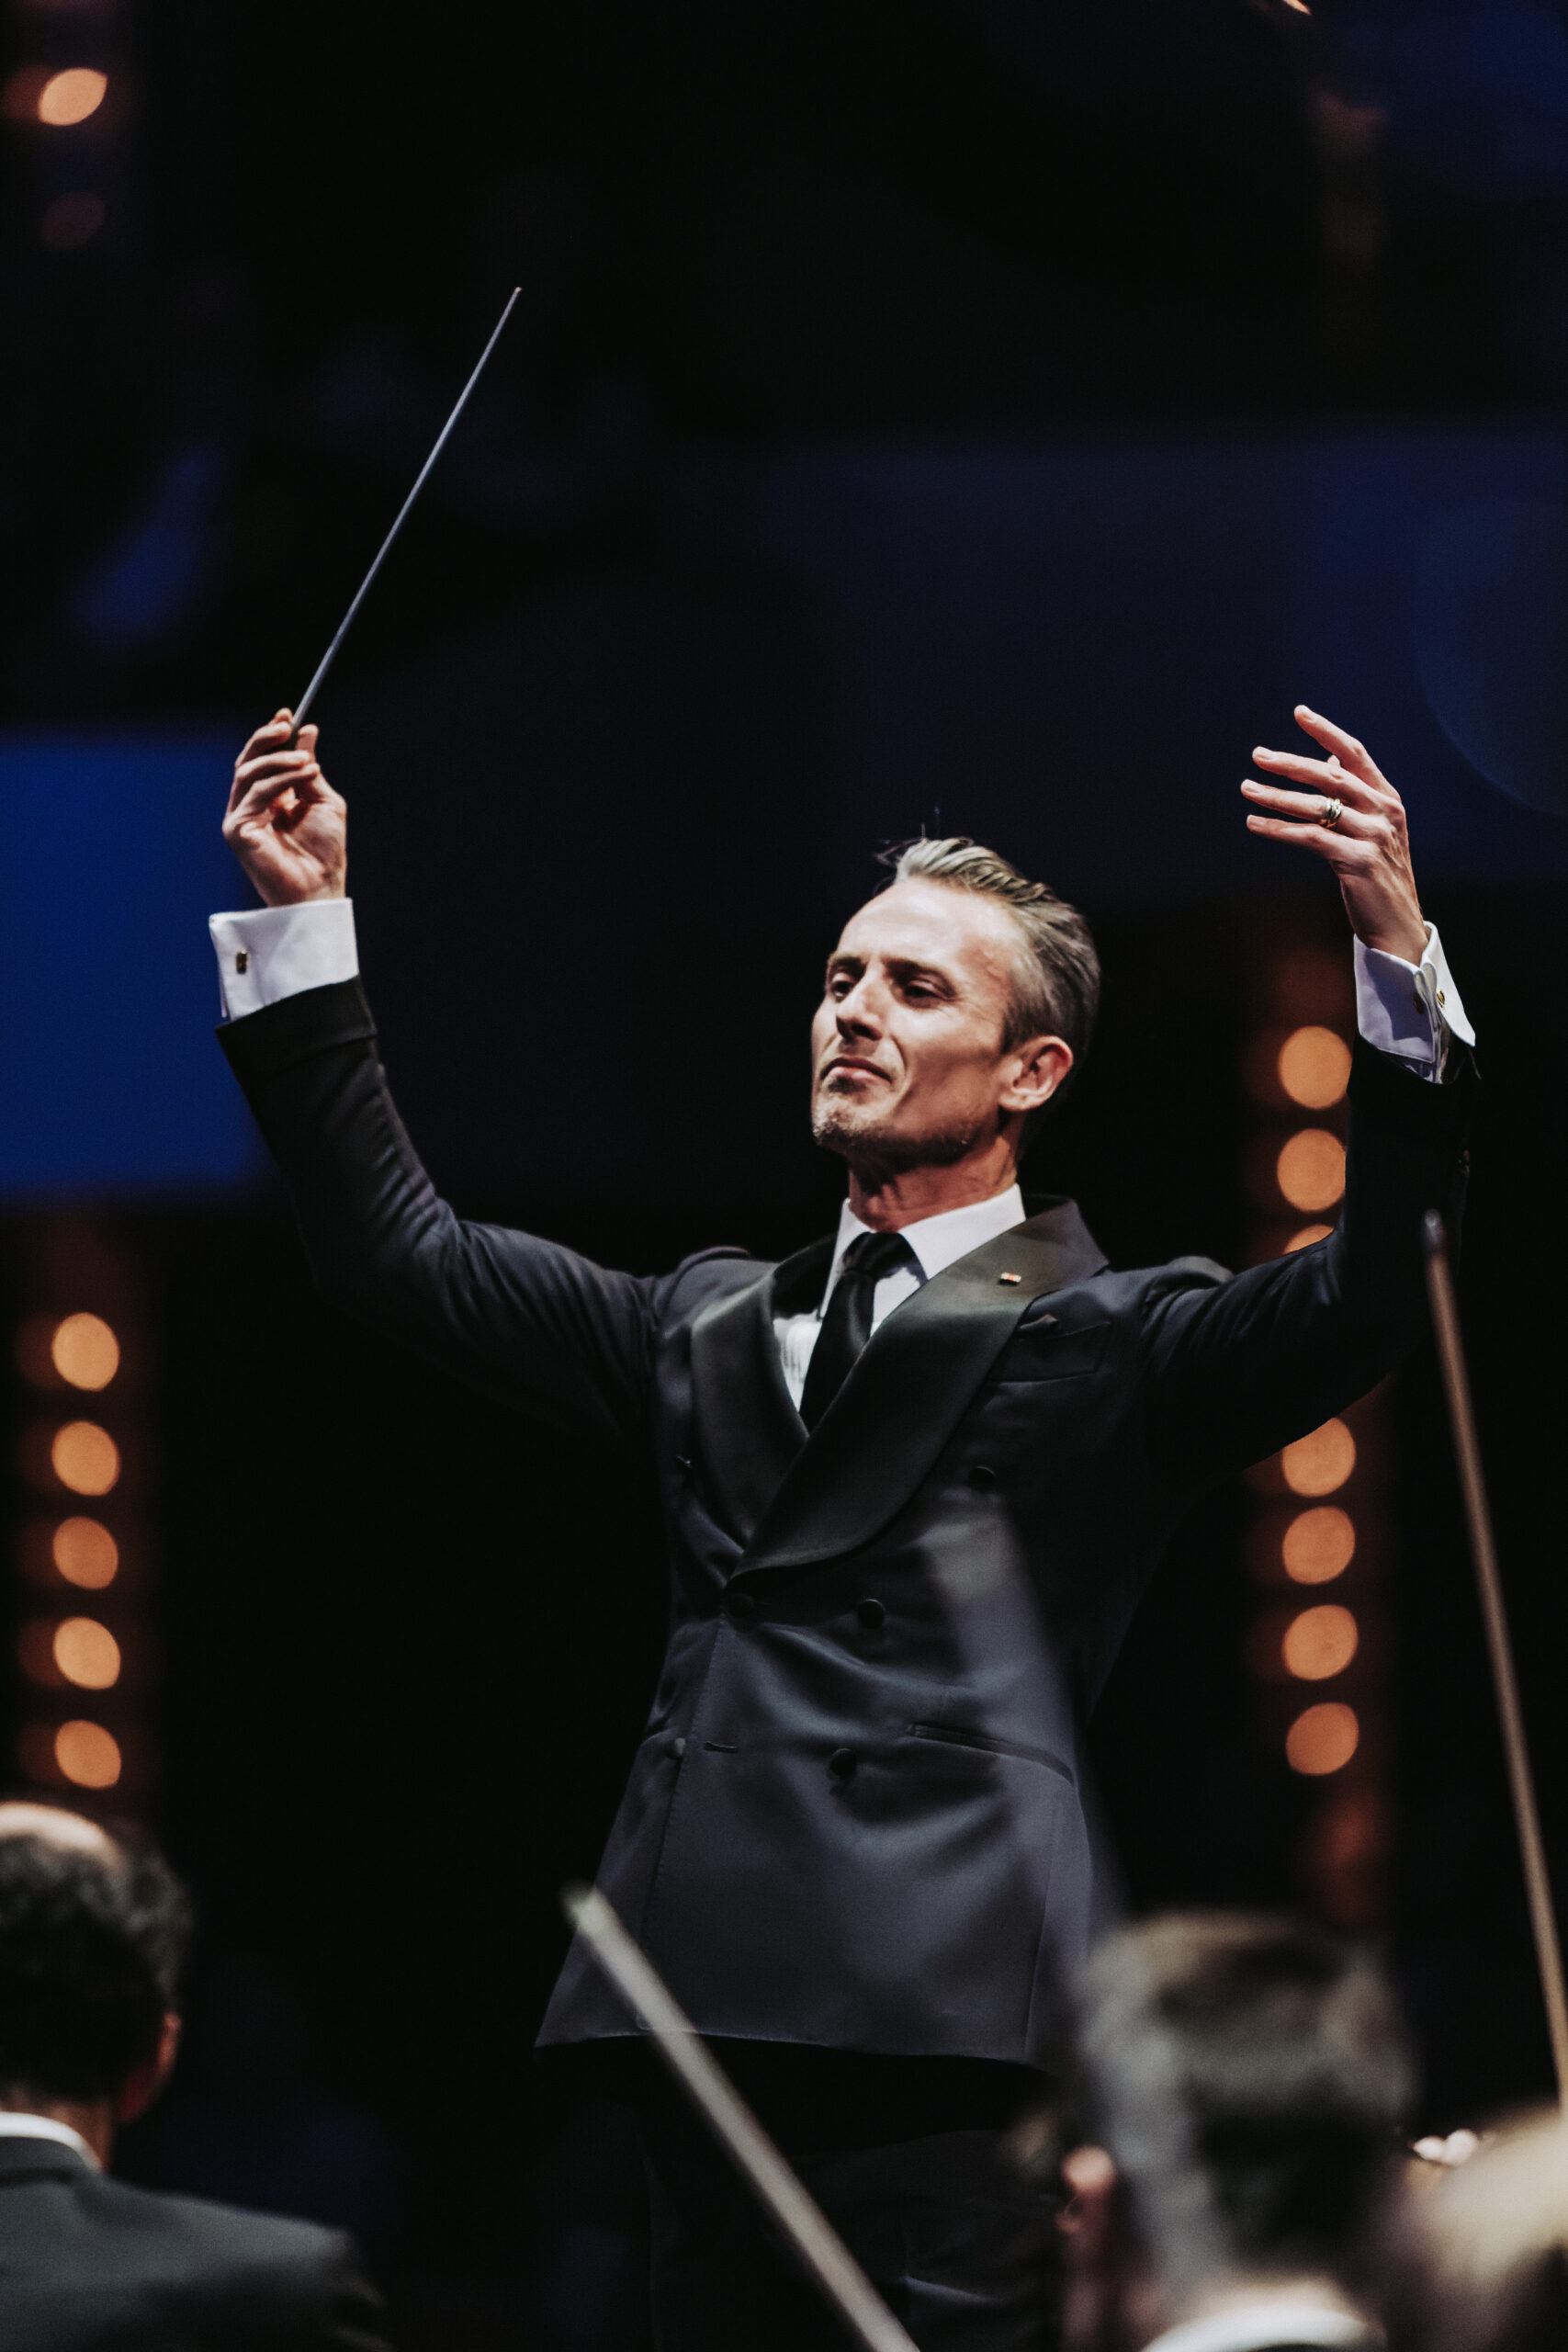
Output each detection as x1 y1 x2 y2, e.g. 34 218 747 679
881 836 1100 1071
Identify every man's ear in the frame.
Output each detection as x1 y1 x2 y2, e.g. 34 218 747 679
1059 2143 1119 2256
1001 1034 1074 1115
1059 2144 1127 2352
115 2011 180 2126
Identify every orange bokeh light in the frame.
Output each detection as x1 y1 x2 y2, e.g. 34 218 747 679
1281 1602 1359 1680
1282 1505 1355 1583
1284 1223 1334 1254
1280 1419 1355 1497
50 1421 118 1496
51 1313 118 1391
1286 1702 1359 1776
52 1517 118 1589
1276 1129 1346 1213
37 68 107 127
55 1720 120 1790
1277 1026 1351 1109
53 1617 120 1691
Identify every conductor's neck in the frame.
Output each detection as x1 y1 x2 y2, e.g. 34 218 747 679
846 1147 1021 1233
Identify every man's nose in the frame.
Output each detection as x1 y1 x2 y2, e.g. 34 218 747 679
836 989 884 1042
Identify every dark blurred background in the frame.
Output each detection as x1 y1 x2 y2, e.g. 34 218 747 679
4 2 1568 2344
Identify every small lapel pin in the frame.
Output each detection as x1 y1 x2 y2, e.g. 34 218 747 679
998 1272 1022 1285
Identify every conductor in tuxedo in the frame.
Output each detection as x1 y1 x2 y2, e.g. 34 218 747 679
0 1802 388 2352
213 703 1474 2350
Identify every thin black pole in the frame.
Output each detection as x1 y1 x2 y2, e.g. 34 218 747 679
289 287 522 733
1423 1210 1568 2109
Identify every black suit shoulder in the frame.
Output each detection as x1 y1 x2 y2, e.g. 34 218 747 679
0 2165 389 2352
653 1244 763 1318
1089 1255 1233 1312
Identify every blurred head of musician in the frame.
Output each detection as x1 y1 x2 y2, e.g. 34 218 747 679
0 1798 391 2351
1059 1912 1411 2352
0 1800 186 2164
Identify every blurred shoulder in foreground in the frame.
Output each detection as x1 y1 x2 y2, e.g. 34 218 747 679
0 1799 391 2352
1388 2107 1568 2352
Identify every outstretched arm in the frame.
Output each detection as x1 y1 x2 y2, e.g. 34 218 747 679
1144 710 1476 1481
214 716 682 1453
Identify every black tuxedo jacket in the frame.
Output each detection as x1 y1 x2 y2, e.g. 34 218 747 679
0 2134 389 2350
221 980 1472 2072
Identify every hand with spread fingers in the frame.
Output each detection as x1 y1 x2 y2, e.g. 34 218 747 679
223 709 348 906
1242 706 1427 965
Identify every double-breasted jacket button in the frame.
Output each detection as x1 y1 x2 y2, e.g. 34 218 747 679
968 1463 998 1490
856 1598 886 1629
728 1589 758 1620
671 1736 686 1758
828 1746 858 1781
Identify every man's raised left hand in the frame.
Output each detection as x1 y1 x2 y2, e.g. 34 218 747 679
1242 707 1427 965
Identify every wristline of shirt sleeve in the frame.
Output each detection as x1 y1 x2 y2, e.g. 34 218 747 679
216 977 378 1085
209 899 359 1021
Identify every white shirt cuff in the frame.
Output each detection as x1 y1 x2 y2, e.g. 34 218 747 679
209 900 359 1022
1353 922 1474 1080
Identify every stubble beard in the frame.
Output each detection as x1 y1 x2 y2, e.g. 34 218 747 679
810 1088 987 1184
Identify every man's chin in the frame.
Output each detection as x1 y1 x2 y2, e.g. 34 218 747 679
811 1102 981 1177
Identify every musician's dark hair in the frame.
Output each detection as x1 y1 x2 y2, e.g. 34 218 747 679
0 1823 191 2101
1075 1913 1410 2284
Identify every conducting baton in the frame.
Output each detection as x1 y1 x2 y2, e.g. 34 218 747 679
288 286 522 736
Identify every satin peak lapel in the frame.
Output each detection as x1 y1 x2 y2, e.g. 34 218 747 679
688 1237 829 1544
738 1200 1107 1574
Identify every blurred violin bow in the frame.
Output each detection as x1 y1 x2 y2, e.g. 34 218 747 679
1424 1211 1568 2109
561 1882 922 2352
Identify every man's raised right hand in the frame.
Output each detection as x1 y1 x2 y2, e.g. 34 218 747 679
223 710 348 905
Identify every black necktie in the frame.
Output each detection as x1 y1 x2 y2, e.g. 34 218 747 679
799 1230 919 1430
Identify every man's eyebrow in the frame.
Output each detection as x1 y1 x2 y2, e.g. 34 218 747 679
885 956 956 990
826 950 863 973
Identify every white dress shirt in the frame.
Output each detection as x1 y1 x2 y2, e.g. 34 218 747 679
0 2111 99 2168
209 898 359 1020
209 899 1474 1405
773 1188 1028 1408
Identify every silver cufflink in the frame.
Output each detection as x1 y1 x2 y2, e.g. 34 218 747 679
998 1272 1021 1285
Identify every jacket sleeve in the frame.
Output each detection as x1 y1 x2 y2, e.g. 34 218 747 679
1140 1038 1477 1485
219 978 668 1453
302 2233 394 2352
